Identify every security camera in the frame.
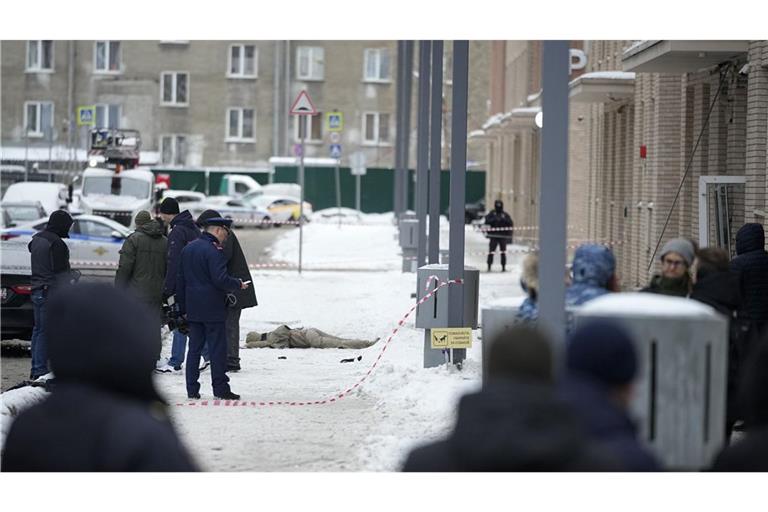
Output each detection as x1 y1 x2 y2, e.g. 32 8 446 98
739 64 750 76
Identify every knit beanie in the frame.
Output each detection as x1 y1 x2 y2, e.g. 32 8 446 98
659 238 695 266
566 319 637 387
159 197 180 215
134 210 152 227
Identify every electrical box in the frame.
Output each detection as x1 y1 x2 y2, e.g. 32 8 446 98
415 264 480 329
398 219 419 249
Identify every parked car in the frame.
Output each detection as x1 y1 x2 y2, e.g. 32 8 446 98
161 189 207 204
247 195 313 225
444 198 486 224
0 200 47 227
188 196 272 228
1 214 131 340
2 181 69 216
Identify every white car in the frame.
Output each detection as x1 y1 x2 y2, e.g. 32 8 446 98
2 181 69 216
1 200 48 227
1 214 131 271
162 189 207 204
188 196 272 228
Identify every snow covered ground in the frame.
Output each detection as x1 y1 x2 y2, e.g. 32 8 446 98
159 214 527 471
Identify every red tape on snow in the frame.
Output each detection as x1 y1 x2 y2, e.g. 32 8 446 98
173 278 464 408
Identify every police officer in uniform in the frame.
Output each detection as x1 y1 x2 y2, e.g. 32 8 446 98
176 214 249 400
484 200 514 272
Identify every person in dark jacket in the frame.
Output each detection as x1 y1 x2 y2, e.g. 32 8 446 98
27 209 75 380
561 320 661 471
642 238 694 297
484 199 513 272
711 335 768 471
157 197 207 373
177 217 248 400
402 326 615 471
729 223 768 358
1 284 197 471
690 247 743 439
115 210 167 318
196 210 258 372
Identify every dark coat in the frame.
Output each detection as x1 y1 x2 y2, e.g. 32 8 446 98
28 210 74 292
690 271 741 318
115 220 167 309
402 379 616 471
484 209 514 240
222 231 257 309
162 210 200 298
710 428 768 471
730 223 768 323
1 284 196 472
177 232 242 323
642 273 691 297
559 376 660 471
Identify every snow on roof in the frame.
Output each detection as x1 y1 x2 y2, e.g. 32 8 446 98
509 107 541 116
526 90 542 104
0 146 159 165
577 292 720 319
481 112 508 130
622 40 660 59
468 129 487 139
575 71 636 81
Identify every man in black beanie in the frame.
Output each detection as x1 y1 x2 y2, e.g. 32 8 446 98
156 197 207 373
27 209 75 380
560 320 660 471
1 284 197 471
196 209 257 372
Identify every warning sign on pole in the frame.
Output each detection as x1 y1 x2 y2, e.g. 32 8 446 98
290 90 317 116
430 328 473 349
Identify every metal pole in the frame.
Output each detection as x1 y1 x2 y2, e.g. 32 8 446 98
428 41 444 264
538 40 570 350
394 41 405 216
299 117 306 274
335 158 342 228
355 174 361 212
402 41 414 213
24 132 29 181
447 41 469 367
415 41 431 268
48 129 53 183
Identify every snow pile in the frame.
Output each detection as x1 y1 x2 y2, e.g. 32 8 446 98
578 292 720 318
1 386 49 451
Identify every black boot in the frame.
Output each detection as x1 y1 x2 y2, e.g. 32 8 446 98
215 391 241 400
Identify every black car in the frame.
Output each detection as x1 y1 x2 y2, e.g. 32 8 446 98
1 273 34 340
444 199 486 224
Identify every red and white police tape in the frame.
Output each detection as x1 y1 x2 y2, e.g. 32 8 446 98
172 276 464 408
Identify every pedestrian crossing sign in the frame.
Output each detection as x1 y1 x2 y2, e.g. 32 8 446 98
326 111 344 132
77 106 96 126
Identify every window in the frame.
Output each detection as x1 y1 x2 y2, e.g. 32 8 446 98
228 44 257 78
226 108 255 142
296 46 324 80
160 72 189 106
75 219 115 238
159 135 187 165
95 104 121 129
293 113 323 143
24 101 54 138
363 48 391 82
26 41 53 71
94 41 121 73
363 112 391 145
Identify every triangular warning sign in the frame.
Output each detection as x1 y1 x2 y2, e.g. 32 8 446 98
289 90 318 116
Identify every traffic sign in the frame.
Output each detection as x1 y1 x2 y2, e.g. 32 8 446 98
290 90 317 116
77 106 95 126
293 144 303 157
430 328 473 349
329 144 342 159
350 151 367 175
326 111 344 132
329 131 341 144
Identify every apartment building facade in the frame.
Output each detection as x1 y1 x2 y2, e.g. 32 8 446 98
1 40 489 176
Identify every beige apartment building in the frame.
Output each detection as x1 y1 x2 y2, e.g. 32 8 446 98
1 40 489 176
479 40 766 290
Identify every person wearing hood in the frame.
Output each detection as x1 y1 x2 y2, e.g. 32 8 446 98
115 210 167 319
1 284 197 471
177 216 249 400
196 209 257 372
566 244 618 308
516 252 539 322
642 238 695 297
156 197 208 373
27 209 75 380
483 199 514 272
729 223 768 340
402 326 615 471
560 320 661 471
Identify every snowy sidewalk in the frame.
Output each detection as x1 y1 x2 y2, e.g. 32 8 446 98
156 214 527 471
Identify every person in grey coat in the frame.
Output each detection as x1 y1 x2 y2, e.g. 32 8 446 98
196 209 257 372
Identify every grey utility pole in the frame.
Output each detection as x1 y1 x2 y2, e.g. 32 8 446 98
394 41 405 215
298 118 306 274
428 41 444 264
401 41 414 213
448 41 469 367
538 41 570 350
415 41 431 268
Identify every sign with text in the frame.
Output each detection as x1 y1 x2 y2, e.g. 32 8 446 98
430 328 473 349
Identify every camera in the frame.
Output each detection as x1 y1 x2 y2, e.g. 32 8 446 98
162 296 189 334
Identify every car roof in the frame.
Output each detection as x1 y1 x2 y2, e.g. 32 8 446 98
1 200 45 207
